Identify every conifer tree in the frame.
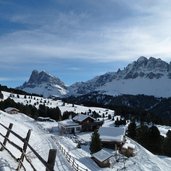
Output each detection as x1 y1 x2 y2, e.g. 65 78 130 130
0 91 3 99
127 122 136 139
89 129 102 154
163 130 171 156
147 126 161 154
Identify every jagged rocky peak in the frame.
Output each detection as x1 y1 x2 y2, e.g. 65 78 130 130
122 57 170 79
24 70 66 88
146 57 169 72
137 56 148 62
28 70 39 83
127 56 168 71
18 70 68 97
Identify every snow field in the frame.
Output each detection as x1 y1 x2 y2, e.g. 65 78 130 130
2 91 115 118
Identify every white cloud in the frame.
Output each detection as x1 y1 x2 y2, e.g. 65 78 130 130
0 77 27 81
67 67 81 71
0 0 171 65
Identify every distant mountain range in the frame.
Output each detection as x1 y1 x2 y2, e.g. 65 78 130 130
18 57 171 98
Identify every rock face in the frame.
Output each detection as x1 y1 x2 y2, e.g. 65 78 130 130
18 57 171 98
24 70 66 88
18 70 67 97
118 56 170 79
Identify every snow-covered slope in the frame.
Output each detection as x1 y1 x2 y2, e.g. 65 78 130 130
0 111 171 171
0 111 73 171
2 91 115 116
18 70 68 97
97 76 171 97
1 91 171 170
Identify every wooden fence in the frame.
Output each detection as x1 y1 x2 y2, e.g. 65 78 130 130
57 142 88 171
0 122 56 171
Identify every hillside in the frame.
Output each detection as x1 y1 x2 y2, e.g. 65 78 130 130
64 93 171 123
0 111 73 171
0 110 171 170
0 91 171 170
1 91 114 117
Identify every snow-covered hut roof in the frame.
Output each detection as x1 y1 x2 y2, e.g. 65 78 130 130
92 149 113 162
4 107 19 113
73 114 95 122
98 127 125 142
58 119 79 127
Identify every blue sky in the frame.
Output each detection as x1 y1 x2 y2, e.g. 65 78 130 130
0 0 171 87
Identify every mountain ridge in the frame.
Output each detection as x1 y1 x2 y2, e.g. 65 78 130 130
18 57 171 98
68 56 171 97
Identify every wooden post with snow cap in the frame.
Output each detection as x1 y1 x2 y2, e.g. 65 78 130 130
0 123 13 151
46 149 57 171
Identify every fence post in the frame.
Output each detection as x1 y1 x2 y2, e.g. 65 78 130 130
0 123 13 151
17 129 31 170
72 158 75 167
46 149 57 171
76 163 79 171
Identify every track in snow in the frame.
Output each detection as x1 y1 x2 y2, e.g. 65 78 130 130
24 120 74 171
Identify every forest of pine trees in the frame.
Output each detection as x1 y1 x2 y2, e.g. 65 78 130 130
127 122 171 156
0 97 62 121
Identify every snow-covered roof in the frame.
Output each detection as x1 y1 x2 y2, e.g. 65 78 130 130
58 119 80 127
5 107 19 112
92 149 113 162
98 127 125 142
122 141 135 149
73 114 95 122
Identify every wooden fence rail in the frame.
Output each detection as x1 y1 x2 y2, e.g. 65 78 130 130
0 122 56 171
57 142 88 171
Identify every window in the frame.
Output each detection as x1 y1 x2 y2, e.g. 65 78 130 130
76 127 81 131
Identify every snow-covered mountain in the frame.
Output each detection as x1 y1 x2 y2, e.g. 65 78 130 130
18 57 171 98
18 70 68 97
69 57 171 97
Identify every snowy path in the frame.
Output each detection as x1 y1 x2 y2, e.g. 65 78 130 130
46 135 74 171
24 120 74 171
